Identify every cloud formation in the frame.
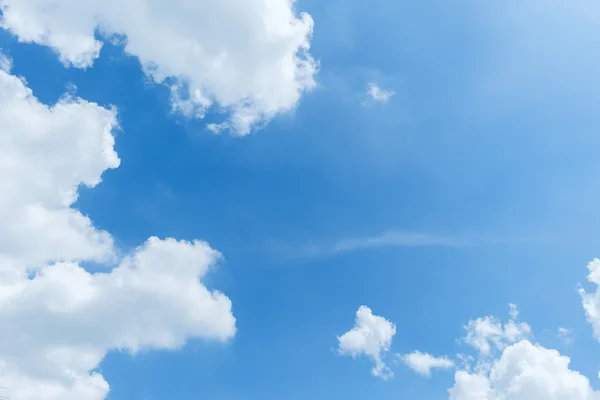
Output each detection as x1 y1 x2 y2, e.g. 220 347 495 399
449 340 600 400
580 258 600 343
557 327 573 345
401 351 454 377
332 231 463 254
450 302 599 399
275 230 465 260
336 297 600 400
337 306 396 379
0 0 317 134
0 67 235 399
367 82 395 103
461 305 531 357
0 51 11 72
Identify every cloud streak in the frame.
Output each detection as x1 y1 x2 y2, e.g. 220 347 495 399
264 229 555 261
332 231 464 254
266 230 465 260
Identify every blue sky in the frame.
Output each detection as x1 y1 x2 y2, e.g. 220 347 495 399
2 0 600 399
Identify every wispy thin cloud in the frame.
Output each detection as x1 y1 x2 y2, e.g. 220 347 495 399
264 230 555 261
0 51 12 72
367 82 395 103
557 327 573 345
332 231 464 254
267 231 465 260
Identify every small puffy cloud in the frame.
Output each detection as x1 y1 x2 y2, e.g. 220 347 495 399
337 306 396 379
580 258 600 343
0 69 235 399
449 340 600 400
557 327 573 345
0 0 318 134
336 260 600 398
462 305 531 357
367 82 395 103
401 351 454 377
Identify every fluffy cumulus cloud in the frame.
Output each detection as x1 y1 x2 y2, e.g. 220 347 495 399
0 67 119 271
448 303 600 399
462 304 531 357
449 340 600 400
0 67 235 399
337 306 396 379
372 297 600 399
0 0 317 134
401 351 454 377
332 265 600 400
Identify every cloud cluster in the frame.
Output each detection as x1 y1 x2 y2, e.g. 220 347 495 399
0 0 317 134
447 303 600 399
0 67 235 399
449 340 600 399
338 298 600 400
461 304 531 357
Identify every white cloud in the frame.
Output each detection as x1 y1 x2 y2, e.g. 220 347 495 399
367 82 395 103
449 299 599 399
334 262 600 398
0 237 235 400
333 231 463 254
580 258 600 343
401 351 454 377
0 69 235 399
462 305 531 357
557 327 573 345
0 68 119 270
276 230 465 260
0 0 318 135
449 340 600 400
0 51 11 72
337 306 396 379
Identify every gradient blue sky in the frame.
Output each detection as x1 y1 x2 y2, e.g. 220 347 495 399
2 0 600 399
